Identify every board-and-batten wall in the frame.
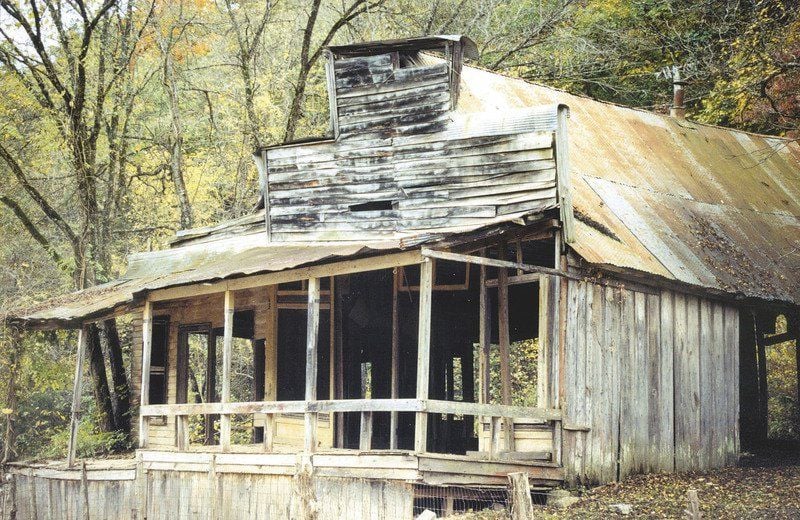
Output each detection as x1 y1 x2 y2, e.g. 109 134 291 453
560 278 740 484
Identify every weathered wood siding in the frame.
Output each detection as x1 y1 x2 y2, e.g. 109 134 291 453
561 280 740 484
333 54 453 140
265 131 558 241
262 50 566 242
5 466 412 520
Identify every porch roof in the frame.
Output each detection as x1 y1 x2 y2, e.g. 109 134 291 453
8 237 405 329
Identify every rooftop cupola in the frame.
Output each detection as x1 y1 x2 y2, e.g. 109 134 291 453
323 35 478 139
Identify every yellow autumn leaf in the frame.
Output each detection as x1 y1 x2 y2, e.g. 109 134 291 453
1 408 13 415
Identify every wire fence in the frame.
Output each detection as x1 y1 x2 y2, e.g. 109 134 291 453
413 483 551 518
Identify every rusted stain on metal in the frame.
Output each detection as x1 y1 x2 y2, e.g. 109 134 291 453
457 65 800 304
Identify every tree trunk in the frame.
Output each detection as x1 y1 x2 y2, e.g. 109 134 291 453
86 324 116 433
2 328 22 466
103 319 131 436
160 33 194 229
283 66 311 143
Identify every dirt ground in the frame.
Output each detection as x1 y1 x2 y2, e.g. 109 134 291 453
457 445 800 519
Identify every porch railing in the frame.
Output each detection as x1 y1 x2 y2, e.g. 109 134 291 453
139 399 562 463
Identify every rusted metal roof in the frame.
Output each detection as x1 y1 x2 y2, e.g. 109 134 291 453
458 65 800 304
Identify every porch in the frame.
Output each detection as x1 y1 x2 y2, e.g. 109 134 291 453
124 230 566 477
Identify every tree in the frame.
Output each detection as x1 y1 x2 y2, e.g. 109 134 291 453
698 1 800 138
0 0 154 440
151 0 196 229
282 0 388 142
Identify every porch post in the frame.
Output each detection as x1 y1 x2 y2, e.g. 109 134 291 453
220 290 234 451
498 247 515 451
478 250 491 406
68 327 88 466
390 268 400 449
138 301 153 449
478 253 492 453
414 259 433 453
264 285 278 452
305 278 320 453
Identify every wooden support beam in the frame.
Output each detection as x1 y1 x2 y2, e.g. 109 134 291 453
485 273 541 288
2 326 21 466
422 248 572 280
138 301 153 449
140 398 560 421
763 331 795 346
263 414 275 452
148 250 423 302
555 104 575 243
329 276 336 437
176 415 189 451
753 312 770 444
333 277 345 449
305 278 320 453
415 260 433 453
67 327 88 467
789 313 800 434
220 290 234 452
263 284 278 452
507 472 535 520
497 246 515 452
478 250 491 408
360 411 373 450
489 416 501 460
390 268 400 450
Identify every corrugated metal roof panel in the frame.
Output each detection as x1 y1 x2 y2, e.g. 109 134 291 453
11 238 405 328
457 65 800 304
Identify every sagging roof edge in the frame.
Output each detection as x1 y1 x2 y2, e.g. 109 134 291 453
7 240 799 333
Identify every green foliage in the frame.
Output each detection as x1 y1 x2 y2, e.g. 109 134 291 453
766 315 799 440
38 416 131 461
481 338 539 407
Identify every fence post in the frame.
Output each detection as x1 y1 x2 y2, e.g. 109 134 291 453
507 472 534 520
684 489 701 519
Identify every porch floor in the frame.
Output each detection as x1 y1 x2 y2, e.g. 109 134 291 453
8 449 564 488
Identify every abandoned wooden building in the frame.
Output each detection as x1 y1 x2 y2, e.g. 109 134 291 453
3 35 800 518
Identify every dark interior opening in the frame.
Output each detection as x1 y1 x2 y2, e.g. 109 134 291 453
148 316 170 405
276 308 331 401
348 200 394 212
